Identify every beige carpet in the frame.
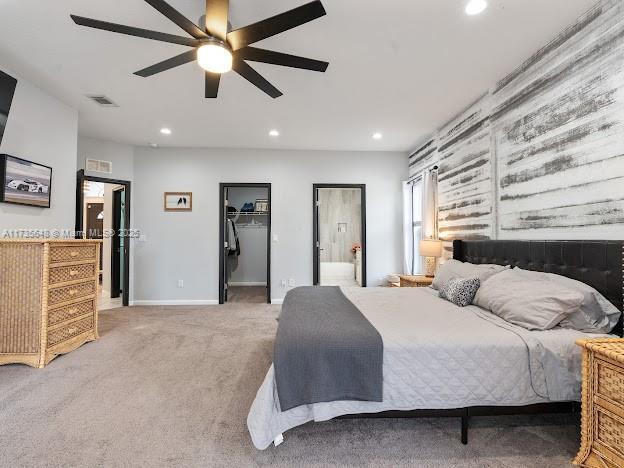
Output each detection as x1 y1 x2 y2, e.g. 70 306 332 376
0 304 581 467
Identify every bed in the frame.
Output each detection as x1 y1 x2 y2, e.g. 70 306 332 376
247 240 624 450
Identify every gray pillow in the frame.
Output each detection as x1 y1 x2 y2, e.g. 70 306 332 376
513 267 621 334
439 278 481 307
432 259 508 290
473 269 584 330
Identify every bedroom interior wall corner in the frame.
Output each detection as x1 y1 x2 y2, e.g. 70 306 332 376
0 68 78 232
408 0 624 256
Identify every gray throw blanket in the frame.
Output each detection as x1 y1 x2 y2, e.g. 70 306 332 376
274 286 383 411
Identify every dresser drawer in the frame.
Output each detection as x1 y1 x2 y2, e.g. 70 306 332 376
49 244 97 264
49 263 96 285
596 359 624 408
48 298 95 327
47 316 94 349
48 282 96 306
594 408 624 461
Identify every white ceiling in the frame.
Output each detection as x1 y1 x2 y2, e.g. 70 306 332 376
0 0 597 151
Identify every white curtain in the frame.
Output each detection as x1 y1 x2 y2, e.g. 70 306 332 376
402 179 423 274
421 168 438 241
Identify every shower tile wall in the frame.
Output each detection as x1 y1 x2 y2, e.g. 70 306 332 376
319 188 361 263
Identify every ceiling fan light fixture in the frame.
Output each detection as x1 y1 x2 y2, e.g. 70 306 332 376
197 41 233 74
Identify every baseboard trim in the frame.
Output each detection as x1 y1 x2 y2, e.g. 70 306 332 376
131 300 219 306
271 298 284 305
228 282 267 287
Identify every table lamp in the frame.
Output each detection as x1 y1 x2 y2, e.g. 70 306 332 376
419 239 442 277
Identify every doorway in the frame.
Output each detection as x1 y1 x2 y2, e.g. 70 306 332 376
313 184 366 287
75 170 131 308
219 183 271 304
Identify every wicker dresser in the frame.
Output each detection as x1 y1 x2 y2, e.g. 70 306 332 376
574 338 624 467
399 275 434 287
0 239 101 368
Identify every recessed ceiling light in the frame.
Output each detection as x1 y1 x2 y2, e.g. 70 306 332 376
269 129 280 137
160 128 172 135
465 0 488 16
372 132 383 140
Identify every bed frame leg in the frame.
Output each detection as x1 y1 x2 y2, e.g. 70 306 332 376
461 415 469 445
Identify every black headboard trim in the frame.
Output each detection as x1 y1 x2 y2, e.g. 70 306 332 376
453 240 624 337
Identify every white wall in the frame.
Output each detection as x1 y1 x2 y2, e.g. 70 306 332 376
0 69 78 232
132 148 406 304
77 137 134 182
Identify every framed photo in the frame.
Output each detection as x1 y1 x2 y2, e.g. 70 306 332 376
0 154 52 208
254 198 269 213
164 192 192 212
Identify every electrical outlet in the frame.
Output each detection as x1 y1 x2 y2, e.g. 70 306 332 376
281 279 287 288
177 279 184 288
288 279 295 287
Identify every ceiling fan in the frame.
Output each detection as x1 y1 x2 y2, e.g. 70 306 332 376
71 0 328 99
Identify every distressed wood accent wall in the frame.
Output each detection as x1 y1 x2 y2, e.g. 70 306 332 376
409 0 624 256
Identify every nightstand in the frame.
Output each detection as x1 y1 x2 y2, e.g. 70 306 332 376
399 275 433 288
574 338 624 468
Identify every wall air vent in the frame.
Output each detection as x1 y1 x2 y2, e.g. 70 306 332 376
86 95 119 107
86 158 112 174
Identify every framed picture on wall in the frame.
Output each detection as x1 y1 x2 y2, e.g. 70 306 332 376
164 192 192 212
0 154 52 208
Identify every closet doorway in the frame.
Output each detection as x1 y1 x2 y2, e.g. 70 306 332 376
219 183 271 304
313 184 366 287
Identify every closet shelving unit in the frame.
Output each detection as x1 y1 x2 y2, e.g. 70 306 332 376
228 212 269 228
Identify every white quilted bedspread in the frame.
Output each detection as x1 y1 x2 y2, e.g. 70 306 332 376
247 287 606 450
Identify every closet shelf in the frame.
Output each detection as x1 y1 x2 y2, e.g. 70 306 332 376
228 212 269 216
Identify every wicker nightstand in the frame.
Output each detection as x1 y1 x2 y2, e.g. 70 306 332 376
399 275 433 288
574 338 624 468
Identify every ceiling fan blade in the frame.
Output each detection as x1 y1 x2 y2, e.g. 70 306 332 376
134 49 197 77
227 0 326 51
233 59 282 98
205 0 229 41
205 71 221 98
144 0 208 39
70 15 199 47
236 47 328 72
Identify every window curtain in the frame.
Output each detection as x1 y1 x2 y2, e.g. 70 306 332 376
402 179 423 274
421 168 438 241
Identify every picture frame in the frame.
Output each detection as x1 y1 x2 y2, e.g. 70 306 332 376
254 198 269 213
164 192 192 212
0 154 52 208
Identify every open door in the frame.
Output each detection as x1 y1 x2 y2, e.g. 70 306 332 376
313 184 367 287
111 188 123 299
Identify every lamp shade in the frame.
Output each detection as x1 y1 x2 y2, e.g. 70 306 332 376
419 239 442 258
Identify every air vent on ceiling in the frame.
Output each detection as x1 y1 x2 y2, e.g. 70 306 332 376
86 95 119 107
86 158 112 174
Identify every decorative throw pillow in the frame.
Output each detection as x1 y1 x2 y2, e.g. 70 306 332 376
439 277 481 307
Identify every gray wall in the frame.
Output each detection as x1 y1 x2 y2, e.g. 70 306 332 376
319 188 362 263
132 147 406 303
0 68 78 232
409 0 624 257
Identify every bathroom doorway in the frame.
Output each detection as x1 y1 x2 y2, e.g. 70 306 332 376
313 184 366 287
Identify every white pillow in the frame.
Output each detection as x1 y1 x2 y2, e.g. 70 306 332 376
513 268 621 334
432 259 509 290
473 268 584 331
